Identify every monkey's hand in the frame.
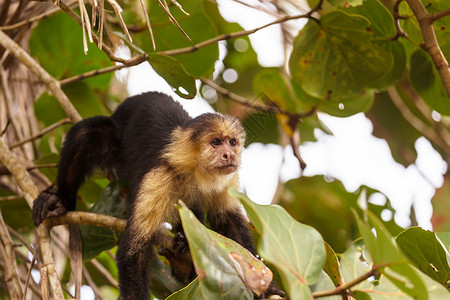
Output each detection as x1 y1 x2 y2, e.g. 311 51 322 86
257 281 286 299
32 186 67 226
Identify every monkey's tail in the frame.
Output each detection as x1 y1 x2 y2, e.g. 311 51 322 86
56 116 120 210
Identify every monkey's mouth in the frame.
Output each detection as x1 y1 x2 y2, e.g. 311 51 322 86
216 164 238 173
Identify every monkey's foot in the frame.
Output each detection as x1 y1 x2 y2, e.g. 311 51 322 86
172 231 190 255
32 186 67 226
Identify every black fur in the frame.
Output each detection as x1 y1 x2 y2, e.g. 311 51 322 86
32 92 266 299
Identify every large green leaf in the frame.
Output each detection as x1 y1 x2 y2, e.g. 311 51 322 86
29 12 112 89
289 11 392 100
177 201 272 299
410 49 450 116
396 227 450 288
231 189 326 300
136 0 218 78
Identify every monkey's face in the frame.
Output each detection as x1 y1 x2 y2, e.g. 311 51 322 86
191 114 246 176
208 136 241 174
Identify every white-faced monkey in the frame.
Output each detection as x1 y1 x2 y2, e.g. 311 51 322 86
32 92 283 299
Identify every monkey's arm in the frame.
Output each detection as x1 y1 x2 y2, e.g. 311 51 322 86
33 116 119 226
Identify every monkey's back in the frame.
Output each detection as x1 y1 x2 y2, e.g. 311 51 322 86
111 92 192 190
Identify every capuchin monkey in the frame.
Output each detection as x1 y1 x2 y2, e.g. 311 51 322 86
32 92 283 299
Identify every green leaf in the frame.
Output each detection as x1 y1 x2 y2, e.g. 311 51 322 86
178 201 270 299
328 0 364 7
365 92 422 167
279 176 359 252
410 49 450 115
340 239 372 290
292 80 374 117
29 12 112 89
253 69 299 112
322 242 341 287
231 189 326 300
342 0 395 37
148 249 184 299
437 232 450 252
310 271 340 299
147 54 197 99
396 227 450 288
319 89 374 117
80 181 128 260
242 111 279 145
166 278 203 300
289 11 392 100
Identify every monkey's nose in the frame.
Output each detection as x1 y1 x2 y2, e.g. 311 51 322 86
222 152 235 163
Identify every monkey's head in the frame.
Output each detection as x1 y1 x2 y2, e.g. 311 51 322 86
164 113 246 183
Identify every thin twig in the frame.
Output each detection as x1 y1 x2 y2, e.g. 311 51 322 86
58 0 126 63
431 8 450 22
200 77 316 119
0 30 82 123
0 208 23 298
158 12 316 57
106 0 133 42
0 195 24 201
61 9 318 86
387 86 450 151
88 259 119 287
139 0 156 50
157 0 191 41
10 118 72 149
60 54 148 86
0 0 77 31
312 263 388 298
405 0 450 97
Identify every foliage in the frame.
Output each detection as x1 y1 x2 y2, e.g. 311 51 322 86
0 0 449 299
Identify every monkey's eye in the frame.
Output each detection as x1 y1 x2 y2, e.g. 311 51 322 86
211 138 222 146
229 139 237 146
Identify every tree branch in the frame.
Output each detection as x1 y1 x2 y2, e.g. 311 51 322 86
0 30 81 123
312 264 385 298
0 136 64 299
44 211 126 231
405 0 450 97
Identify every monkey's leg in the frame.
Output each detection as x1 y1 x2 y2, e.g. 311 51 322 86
208 209 257 255
33 116 119 226
116 226 157 300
